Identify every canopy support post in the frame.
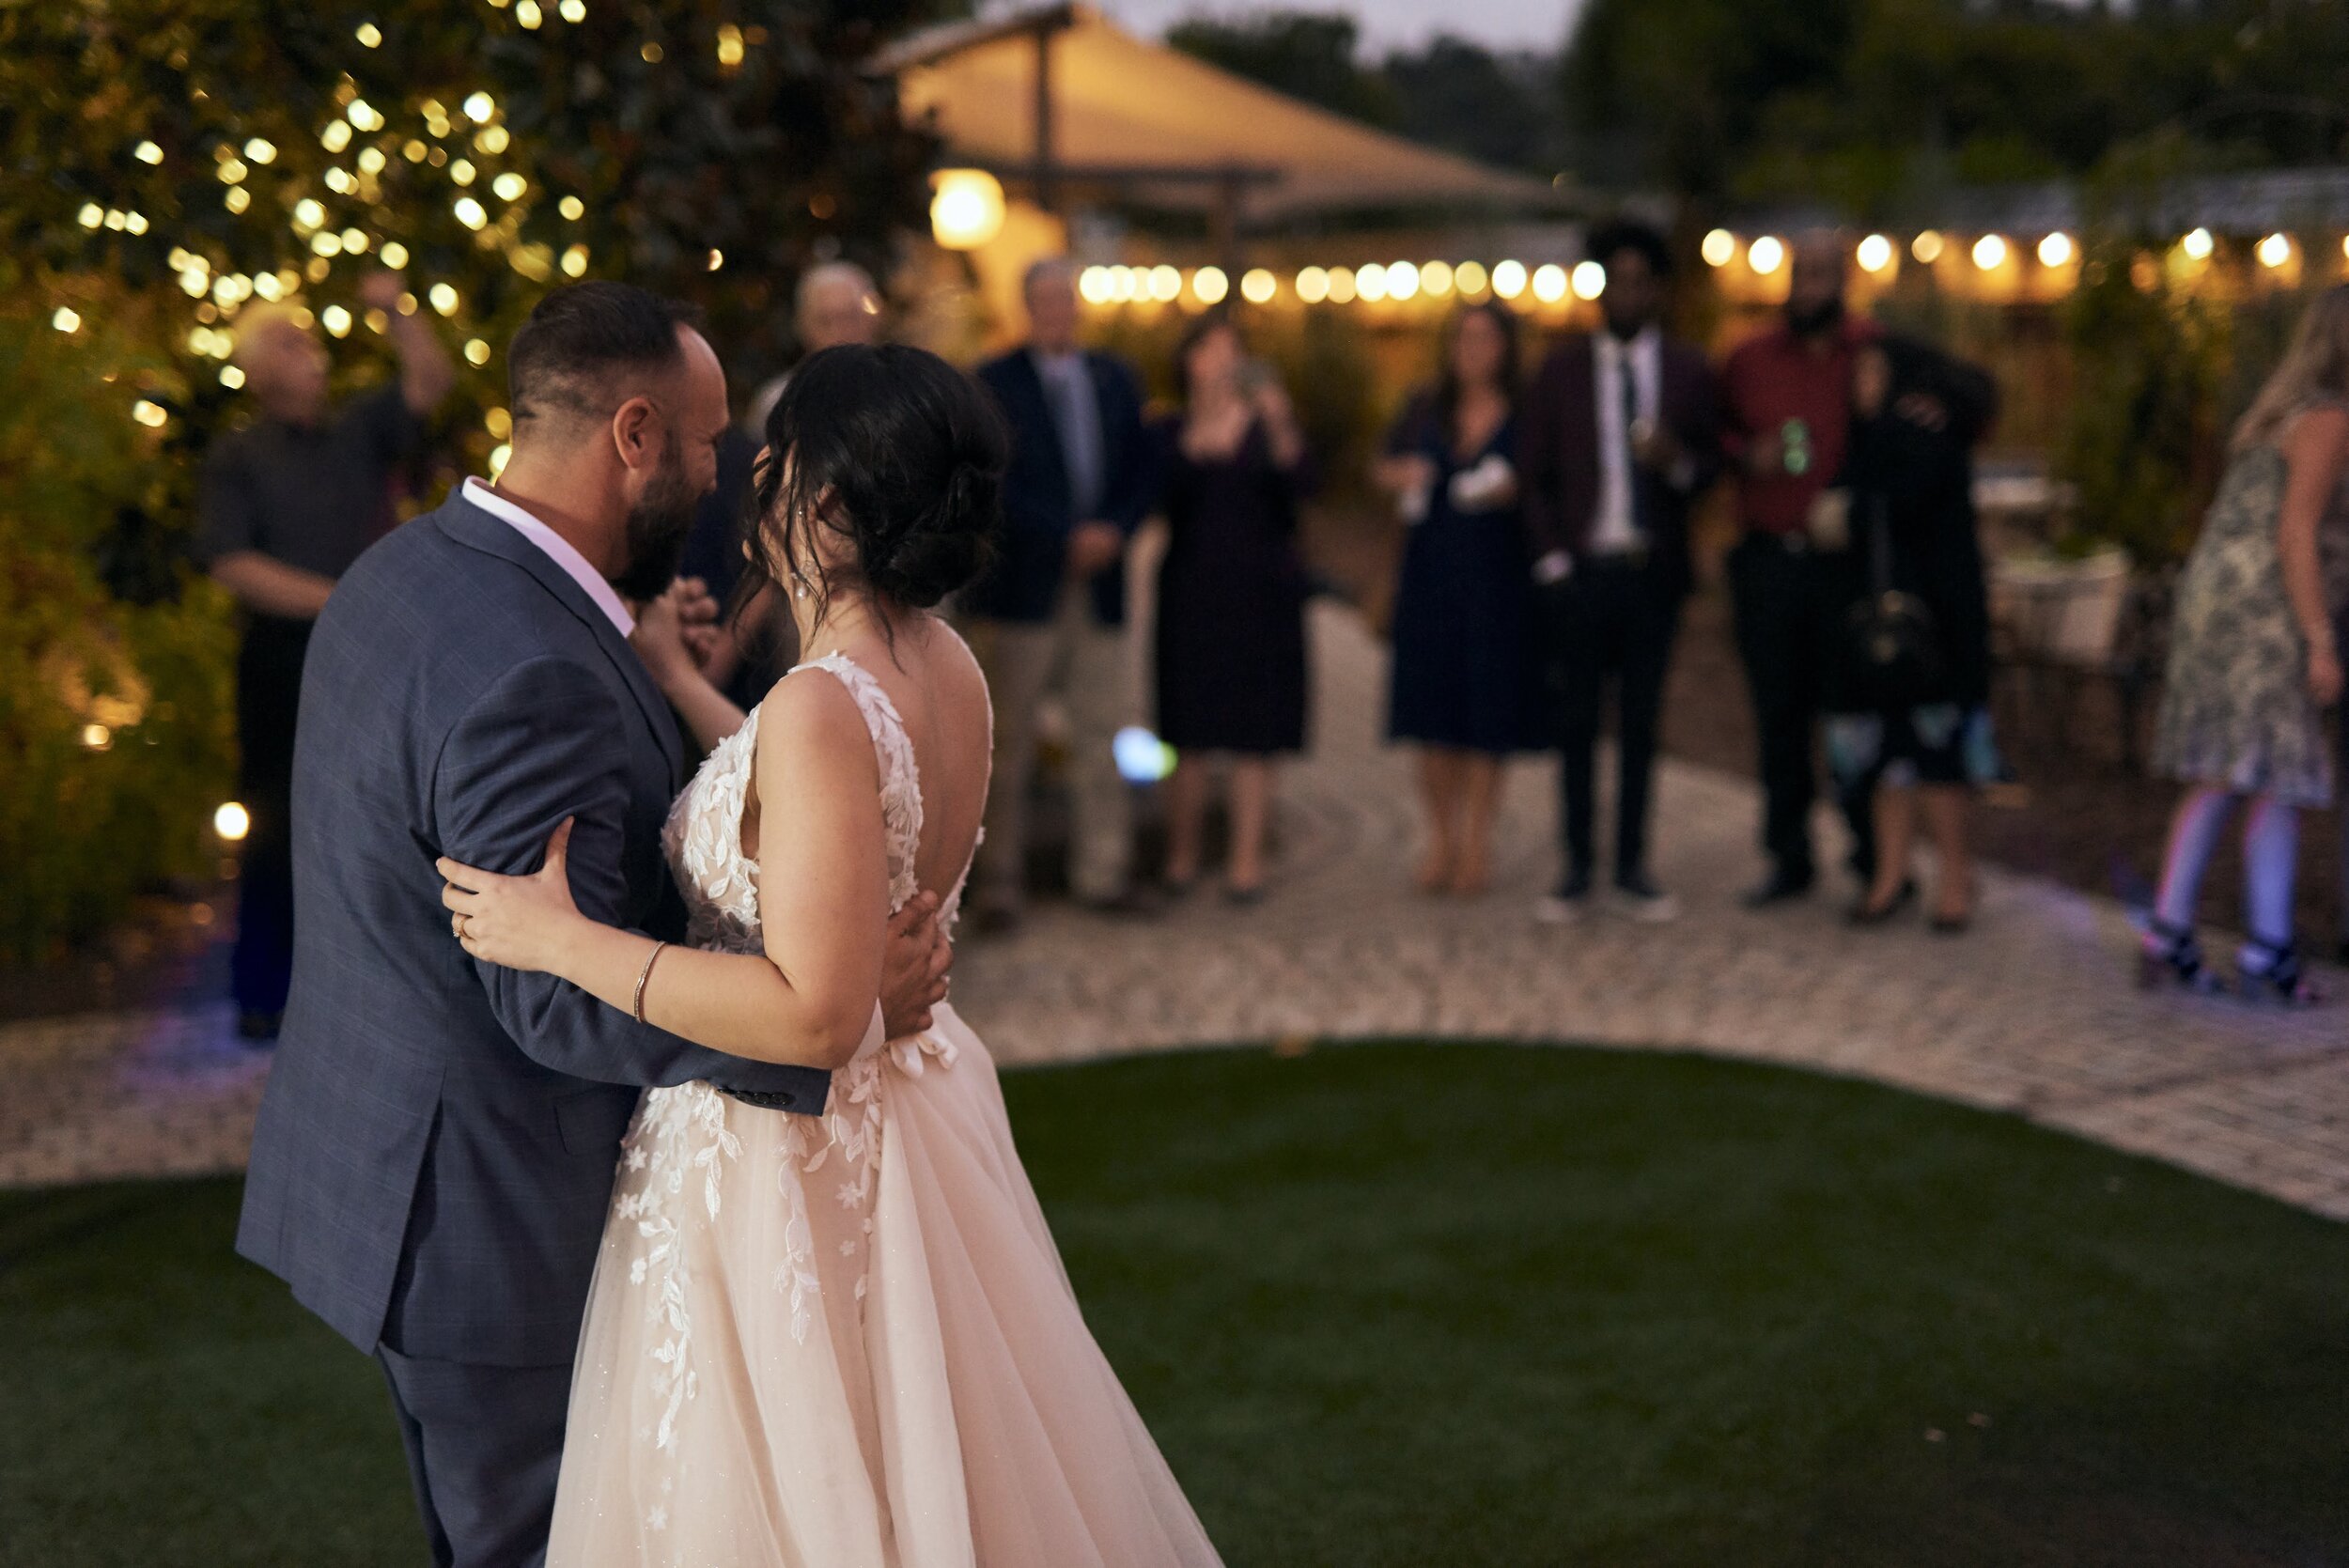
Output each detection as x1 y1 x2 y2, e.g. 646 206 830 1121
1033 26 1058 215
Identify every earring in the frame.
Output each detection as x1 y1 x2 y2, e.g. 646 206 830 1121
791 572 810 602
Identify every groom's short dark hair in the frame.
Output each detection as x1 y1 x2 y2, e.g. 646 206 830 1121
508 282 705 432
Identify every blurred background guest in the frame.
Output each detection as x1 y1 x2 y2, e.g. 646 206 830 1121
1825 336 1998 933
967 257 1159 930
1721 231 1882 908
2141 287 2349 1004
1156 312 1314 904
194 274 454 1041
683 260 886 713
1521 221 1720 924
1373 301 1532 897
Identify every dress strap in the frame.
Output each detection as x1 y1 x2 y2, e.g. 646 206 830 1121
792 653 924 912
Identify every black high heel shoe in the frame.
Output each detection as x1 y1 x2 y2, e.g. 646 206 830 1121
2135 917 2219 993
2237 935 2325 1007
1846 878 1918 927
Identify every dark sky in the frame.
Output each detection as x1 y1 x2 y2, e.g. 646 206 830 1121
1097 0 1576 54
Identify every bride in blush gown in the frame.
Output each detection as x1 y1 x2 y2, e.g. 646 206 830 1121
438 344 1223 1568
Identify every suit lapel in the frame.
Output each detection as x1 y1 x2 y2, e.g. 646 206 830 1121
434 495 685 783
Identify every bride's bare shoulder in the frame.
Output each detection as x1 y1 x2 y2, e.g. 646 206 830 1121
751 663 880 787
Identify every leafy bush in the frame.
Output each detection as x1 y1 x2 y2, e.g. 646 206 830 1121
2054 239 2232 569
0 281 236 965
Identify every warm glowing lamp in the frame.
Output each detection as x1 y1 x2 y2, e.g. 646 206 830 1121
927 169 1005 252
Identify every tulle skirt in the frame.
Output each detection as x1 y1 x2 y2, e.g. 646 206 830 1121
546 1005 1222 1568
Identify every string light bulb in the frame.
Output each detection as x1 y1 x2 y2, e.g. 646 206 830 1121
1240 267 1277 304
1857 234 1894 273
1971 234 2009 270
1749 236 1785 274
2182 227 2214 260
1295 266 1330 304
1490 259 1527 300
1701 228 1736 267
1454 260 1488 295
2258 232 2292 269
1569 259 1606 300
1532 263 1568 303
1191 266 1229 305
134 140 163 164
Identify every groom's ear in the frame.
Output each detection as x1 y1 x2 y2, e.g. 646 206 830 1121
611 394 662 472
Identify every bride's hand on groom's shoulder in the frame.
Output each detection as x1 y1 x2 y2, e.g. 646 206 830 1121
439 819 588 976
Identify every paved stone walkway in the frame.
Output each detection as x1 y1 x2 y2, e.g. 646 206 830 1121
6 606 2345 1219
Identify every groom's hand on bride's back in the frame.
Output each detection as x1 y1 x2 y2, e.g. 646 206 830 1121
880 892 952 1039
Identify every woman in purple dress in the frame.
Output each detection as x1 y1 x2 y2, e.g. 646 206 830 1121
1154 314 1314 903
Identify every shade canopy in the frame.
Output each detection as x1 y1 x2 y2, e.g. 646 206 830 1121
877 4 1562 225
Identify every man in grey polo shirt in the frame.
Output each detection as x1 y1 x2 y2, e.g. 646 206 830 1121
196 272 454 1040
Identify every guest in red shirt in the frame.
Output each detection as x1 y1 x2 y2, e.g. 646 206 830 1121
1720 232 1884 906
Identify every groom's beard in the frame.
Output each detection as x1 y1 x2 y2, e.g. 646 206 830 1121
612 445 700 602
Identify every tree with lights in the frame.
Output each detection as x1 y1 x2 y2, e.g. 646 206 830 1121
0 0 945 961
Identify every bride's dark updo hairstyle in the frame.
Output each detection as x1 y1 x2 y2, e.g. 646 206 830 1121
746 344 1006 633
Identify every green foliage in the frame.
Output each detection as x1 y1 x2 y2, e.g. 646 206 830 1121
0 0 943 962
1563 0 2349 209
1164 11 1559 177
0 282 236 965
2053 239 2231 567
1166 11 1402 131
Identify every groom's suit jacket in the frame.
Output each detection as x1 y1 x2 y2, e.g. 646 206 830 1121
238 489 829 1366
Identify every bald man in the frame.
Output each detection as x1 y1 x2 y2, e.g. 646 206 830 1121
196 274 454 1039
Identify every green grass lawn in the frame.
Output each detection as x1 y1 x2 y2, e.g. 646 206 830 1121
6 1041 2347 1566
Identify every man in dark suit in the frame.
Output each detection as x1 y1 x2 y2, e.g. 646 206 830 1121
195 272 454 1041
1520 221 1722 924
237 283 948 1568
966 257 1159 930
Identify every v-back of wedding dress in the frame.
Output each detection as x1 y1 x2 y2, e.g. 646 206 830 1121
546 651 1222 1568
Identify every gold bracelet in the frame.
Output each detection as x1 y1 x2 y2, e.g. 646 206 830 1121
631 940 669 1025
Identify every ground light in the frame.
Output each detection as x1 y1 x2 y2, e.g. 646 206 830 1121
1113 726 1177 784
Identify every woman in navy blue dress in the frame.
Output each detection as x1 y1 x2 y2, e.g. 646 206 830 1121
1375 302 1535 894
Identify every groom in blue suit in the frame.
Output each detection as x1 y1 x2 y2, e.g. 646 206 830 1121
238 282 948 1568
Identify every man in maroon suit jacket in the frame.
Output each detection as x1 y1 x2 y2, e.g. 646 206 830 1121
1519 221 1722 924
